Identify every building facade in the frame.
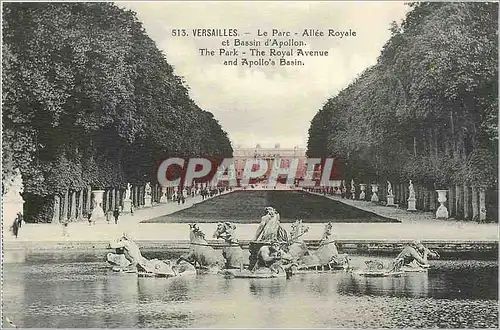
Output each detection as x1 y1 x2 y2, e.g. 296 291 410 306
232 144 308 183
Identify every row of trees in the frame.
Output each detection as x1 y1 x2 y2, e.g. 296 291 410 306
2 2 233 222
307 2 497 219
308 2 497 189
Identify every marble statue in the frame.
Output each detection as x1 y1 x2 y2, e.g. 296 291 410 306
4 168 24 201
387 181 393 196
145 182 152 196
408 180 415 199
125 183 132 200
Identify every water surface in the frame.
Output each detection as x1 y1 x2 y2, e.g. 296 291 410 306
3 251 498 328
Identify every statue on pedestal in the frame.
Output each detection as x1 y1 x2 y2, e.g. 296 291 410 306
123 183 133 213
387 181 393 196
144 182 152 207
386 181 396 207
407 180 417 211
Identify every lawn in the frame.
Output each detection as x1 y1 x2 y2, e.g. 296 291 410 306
143 190 399 223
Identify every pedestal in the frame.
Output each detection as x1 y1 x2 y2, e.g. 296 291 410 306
122 199 132 213
144 196 152 207
3 200 24 233
407 197 417 211
370 184 379 203
359 184 367 200
91 190 105 222
386 195 396 207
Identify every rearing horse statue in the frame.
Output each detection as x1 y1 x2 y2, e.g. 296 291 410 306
179 224 226 273
213 222 250 269
108 233 196 277
285 219 311 261
296 223 349 270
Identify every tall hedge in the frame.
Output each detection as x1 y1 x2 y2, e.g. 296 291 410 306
307 2 498 189
2 2 233 221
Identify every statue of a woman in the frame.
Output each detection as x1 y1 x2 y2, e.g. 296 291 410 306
387 181 393 196
125 183 132 200
145 182 152 196
408 180 415 199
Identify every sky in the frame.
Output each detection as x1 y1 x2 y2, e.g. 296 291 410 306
117 1 410 149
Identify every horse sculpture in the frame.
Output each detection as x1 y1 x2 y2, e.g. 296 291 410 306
107 233 196 278
178 224 226 273
295 223 350 271
107 250 132 269
212 222 250 269
285 219 311 261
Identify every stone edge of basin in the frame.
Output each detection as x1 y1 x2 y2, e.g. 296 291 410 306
3 239 499 253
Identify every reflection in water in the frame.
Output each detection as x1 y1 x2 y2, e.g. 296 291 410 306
249 278 287 299
339 273 429 298
3 249 26 264
103 273 139 327
2 252 498 328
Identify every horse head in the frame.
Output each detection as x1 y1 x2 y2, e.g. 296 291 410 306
213 222 237 242
109 233 129 249
189 223 206 242
290 219 309 241
320 222 333 242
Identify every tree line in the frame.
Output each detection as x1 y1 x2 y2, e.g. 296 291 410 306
2 2 233 222
307 2 498 219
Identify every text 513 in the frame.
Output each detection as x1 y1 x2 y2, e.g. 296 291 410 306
171 29 188 37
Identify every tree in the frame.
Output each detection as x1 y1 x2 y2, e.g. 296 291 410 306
2 2 233 222
307 2 497 191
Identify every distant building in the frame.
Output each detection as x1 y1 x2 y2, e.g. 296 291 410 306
233 144 308 183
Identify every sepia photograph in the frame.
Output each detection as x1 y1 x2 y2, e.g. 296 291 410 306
2 1 498 328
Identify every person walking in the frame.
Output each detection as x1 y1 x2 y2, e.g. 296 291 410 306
113 208 120 224
87 210 93 226
61 218 69 237
106 210 112 224
10 213 21 239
